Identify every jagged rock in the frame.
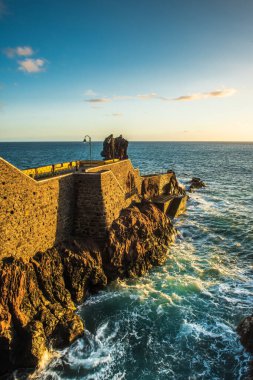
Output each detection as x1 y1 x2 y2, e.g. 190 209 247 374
0 242 109 376
60 241 107 303
0 250 84 376
104 203 176 280
237 316 253 352
188 177 206 192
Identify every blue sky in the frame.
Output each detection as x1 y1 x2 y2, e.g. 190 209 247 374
0 0 253 141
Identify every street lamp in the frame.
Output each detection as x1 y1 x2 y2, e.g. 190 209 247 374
83 135 92 164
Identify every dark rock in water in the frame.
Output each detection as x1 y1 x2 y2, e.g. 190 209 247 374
103 203 176 280
237 315 253 353
188 177 206 192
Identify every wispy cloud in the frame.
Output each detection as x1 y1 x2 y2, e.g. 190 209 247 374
4 46 34 58
85 97 111 103
84 88 237 106
173 88 237 101
18 58 46 73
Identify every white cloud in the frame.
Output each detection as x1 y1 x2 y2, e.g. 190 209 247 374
4 46 34 58
173 88 237 101
16 46 34 56
18 58 46 73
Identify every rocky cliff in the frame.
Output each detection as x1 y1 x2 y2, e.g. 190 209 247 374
0 203 178 377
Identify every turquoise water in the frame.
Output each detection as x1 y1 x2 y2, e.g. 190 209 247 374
1 142 253 379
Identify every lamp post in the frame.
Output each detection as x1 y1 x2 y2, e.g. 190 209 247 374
83 135 92 165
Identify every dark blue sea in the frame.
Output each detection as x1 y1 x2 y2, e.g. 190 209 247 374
1 142 253 380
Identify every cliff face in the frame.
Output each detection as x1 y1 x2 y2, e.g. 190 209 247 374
0 203 178 377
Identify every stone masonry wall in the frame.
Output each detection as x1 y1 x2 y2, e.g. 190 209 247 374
142 173 174 196
0 158 75 260
74 169 139 241
87 159 142 195
74 173 106 240
0 158 142 258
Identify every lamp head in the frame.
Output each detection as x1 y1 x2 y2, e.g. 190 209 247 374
83 138 87 142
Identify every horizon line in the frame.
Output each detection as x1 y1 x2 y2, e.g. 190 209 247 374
0 140 253 143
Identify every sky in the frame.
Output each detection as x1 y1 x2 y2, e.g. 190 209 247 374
0 0 253 141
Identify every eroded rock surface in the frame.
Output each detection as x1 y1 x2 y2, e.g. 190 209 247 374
0 244 107 377
104 203 176 280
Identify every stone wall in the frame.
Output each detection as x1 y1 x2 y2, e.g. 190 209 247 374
74 169 139 241
0 158 142 259
142 173 174 195
87 159 142 195
74 173 105 240
0 158 75 260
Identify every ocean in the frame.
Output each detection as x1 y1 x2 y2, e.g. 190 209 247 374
1 141 253 380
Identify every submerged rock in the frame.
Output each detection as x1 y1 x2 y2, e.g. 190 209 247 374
104 203 176 280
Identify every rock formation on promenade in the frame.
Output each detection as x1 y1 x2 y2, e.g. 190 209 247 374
0 203 177 377
101 134 128 160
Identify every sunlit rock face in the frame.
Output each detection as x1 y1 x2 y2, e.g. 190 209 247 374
0 244 107 376
104 203 177 280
